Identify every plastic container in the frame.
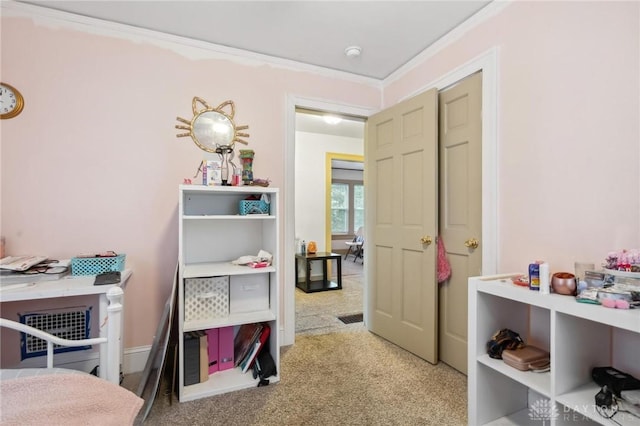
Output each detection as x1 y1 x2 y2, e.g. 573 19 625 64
539 263 550 294
528 263 540 291
238 199 269 215
71 254 126 276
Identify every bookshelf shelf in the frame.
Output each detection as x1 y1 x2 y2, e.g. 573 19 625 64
183 262 276 279
181 367 260 402
183 214 276 220
177 185 280 402
183 310 276 333
468 274 640 426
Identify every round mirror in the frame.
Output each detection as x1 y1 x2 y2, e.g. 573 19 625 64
193 111 234 151
176 97 249 153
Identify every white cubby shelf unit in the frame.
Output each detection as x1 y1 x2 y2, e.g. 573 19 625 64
468 274 640 426
178 185 280 402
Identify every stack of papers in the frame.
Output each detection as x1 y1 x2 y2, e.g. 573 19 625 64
0 256 48 271
0 258 70 286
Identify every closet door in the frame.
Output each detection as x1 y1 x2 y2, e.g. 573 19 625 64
365 88 439 364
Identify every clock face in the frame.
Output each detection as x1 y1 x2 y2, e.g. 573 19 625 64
0 83 24 119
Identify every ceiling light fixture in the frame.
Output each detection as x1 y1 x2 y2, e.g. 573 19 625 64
323 115 342 125
344 46 362 58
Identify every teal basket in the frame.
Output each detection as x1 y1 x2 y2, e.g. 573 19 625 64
239 200 269 216
71 254 126 276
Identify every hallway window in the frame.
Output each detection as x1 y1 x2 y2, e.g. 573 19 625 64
354 184 364 231
331 181 364 235
331 183 349 233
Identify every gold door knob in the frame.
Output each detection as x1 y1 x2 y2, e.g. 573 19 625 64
420 236 433 245
465 238 479 249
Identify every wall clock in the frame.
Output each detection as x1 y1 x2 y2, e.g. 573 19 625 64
0 82 25 119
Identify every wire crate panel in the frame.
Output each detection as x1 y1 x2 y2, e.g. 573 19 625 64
71 254 126 276
184 276 229 322
19 307 91 359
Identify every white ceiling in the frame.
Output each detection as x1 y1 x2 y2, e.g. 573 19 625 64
17 0 491 80
296 110 365 138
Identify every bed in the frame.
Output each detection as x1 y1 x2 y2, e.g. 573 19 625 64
0 286 143 425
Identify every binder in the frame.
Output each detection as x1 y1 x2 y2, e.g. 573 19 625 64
206 328 219 374
218 326 235 371
183 333 200 386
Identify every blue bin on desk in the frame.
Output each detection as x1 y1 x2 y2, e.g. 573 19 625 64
71 254 126 276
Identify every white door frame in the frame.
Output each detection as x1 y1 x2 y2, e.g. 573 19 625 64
282 47 499 346
283 96 376 346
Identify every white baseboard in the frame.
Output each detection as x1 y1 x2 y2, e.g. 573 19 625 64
122 345 151 374
18 345 151 375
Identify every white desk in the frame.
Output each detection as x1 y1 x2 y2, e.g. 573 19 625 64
0 269 132 380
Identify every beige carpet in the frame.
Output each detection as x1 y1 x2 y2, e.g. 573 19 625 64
136 329 467 425
295 276 365 336
128 265 468 425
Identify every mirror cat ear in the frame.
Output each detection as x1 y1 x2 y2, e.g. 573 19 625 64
216 100 235 119
192 97 212 115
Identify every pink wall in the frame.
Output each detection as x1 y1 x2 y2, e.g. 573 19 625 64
0 15 379 358
385 1 640 273
2 2 638 365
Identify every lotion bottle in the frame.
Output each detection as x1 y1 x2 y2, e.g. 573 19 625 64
539 262 550 295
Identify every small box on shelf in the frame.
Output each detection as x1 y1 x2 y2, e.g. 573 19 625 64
230 274 269 314
184 276 229 322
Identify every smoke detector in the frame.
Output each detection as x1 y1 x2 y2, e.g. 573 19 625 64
344 46 362 58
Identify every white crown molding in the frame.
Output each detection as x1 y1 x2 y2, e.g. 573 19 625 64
3 0 509 91
382 0 511 87
1 0 381 89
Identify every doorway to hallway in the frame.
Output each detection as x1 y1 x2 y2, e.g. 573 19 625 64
293 109 366 337
295 257 364 335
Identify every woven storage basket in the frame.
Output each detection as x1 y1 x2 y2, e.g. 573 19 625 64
239 199 269 216
184 276 229 322
71 254 126 276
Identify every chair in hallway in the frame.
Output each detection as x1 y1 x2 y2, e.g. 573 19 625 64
344 227 364 262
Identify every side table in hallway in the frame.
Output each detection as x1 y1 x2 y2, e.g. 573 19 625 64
295 252 342 293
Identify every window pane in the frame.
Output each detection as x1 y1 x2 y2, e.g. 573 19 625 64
354 184 365 231
332 209 348 233
331 184 348 208
331 184 349 233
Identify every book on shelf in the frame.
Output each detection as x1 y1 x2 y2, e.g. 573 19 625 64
240 342 261 374
240 324 270 374
233 323 263 368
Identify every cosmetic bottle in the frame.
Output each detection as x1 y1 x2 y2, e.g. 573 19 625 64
539 262 550 295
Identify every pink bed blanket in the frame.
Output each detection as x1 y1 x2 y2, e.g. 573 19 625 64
0 373 143 425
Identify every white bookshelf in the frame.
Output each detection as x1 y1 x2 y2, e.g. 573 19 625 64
468 274 640 425
177 185 280 402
